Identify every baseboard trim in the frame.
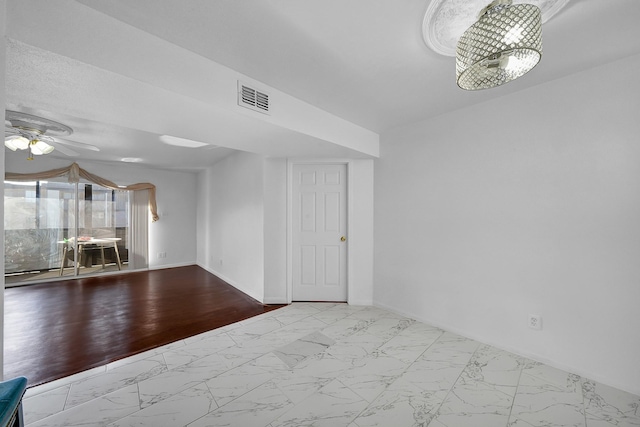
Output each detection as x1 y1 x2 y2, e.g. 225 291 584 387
372 300 640 397
263 297 288 305
348 299 373 306
149 262 195 270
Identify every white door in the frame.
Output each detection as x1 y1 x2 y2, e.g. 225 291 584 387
292 164 348 301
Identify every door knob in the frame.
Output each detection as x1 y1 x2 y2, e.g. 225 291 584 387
340 236 346 242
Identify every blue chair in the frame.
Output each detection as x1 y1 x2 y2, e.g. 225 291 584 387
0 377 27 427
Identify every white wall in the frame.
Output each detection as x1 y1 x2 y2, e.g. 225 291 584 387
195 167 211 271
264 158 288 303
347 159 375 305
199 155 375 306
1 0 7 380
4 153 198 270
196 151 265 302
374 53 640 396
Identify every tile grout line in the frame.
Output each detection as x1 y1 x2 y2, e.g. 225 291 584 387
581 376 588 427
430 339 483 423
346 326 446 424
504 356 526 427
265 307 400 424
347 325 449 425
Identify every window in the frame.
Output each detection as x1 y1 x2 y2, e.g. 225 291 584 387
4 179 130 284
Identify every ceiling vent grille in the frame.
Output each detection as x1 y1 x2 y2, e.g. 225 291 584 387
238 81 270 114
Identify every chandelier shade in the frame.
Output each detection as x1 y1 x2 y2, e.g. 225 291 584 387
456 0 542 90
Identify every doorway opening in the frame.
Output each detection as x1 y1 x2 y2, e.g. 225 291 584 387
291 163 348 302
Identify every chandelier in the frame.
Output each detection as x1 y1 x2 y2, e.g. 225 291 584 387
456 0 542 90
422 0 566 91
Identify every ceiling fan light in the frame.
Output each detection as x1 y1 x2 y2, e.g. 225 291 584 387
41 143 55 154
5 111 72 159
456 0 542 90
29 140 54 155
4 141 18 151
4 139 19 151
29 142 43 155
31 139 53 156
5 135 31 150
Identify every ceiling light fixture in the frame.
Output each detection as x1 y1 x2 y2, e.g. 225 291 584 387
422 0 569 91
5 110 73 160
5 131 56 160
159 135 210 148
456 0 542 90
5 130 56 160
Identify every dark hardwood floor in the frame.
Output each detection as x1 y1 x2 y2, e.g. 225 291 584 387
4 265 284 387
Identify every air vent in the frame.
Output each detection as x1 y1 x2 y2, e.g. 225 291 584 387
238 81 270 114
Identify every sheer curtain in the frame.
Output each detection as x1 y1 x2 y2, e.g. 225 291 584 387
129 189 149 270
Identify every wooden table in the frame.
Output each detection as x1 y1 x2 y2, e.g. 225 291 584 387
59 238 122 276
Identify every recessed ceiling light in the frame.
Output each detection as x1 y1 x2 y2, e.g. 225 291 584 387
160 135 209 148
121 157 143 163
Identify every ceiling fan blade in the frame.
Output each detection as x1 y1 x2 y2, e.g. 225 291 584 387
55 138 100 152
51 143 79 157
38 135 56 143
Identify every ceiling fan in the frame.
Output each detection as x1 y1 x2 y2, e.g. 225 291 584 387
5 110 100 160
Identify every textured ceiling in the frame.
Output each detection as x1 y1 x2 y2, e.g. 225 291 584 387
5 0 640 170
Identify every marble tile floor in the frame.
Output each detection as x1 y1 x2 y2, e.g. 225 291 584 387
23 303 639 427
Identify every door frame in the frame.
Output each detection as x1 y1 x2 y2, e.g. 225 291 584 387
286 159 352 303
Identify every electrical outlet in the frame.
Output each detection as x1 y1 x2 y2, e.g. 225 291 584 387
157 252 167 259
528 314 542 330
